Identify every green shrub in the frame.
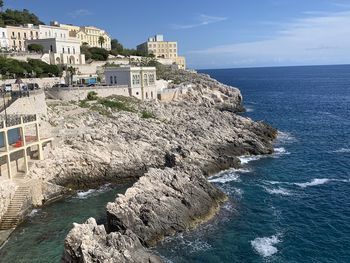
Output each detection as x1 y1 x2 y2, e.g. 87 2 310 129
98 98 135 112
141 111 156 119
87 91 98 101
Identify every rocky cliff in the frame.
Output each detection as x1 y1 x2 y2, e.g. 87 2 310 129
21 71 276 262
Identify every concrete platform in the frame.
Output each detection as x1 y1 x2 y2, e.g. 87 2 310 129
0 229 14 248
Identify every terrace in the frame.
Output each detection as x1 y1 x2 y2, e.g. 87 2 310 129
0 114 53 180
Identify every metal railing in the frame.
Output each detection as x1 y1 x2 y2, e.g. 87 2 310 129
0 114 37 129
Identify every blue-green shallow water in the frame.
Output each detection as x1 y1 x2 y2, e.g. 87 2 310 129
0 184 129 263
156 65 350 263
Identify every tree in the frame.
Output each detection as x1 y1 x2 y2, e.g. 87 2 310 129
98 36 105 48
0 1 4 12
27 43 44 53
111 39 124 53
0 8 44 26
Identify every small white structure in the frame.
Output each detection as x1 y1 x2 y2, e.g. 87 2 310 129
105 66 157 100
26 38 85 65
0 28 9 50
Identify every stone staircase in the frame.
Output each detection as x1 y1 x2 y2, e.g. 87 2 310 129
0 183 31 230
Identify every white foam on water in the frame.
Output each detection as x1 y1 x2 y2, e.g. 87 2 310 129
187 239 212 253
208 173 240 184
273 147 290 156
28 209 40 217
294 178 330 188
239 155 262 164
264 186 292 196
76 189 96 199
277 131 296 144
333 148 350 153
75 183 112 199
209 168 249 184
251 235 281 258
245 106 254 112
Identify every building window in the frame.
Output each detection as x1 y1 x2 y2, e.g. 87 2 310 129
73 48 75 54
149 74 155 85
12 32 14 37
36 32 39 38
68 48 70 54
110 76 113 84
2 32 5 38
50 45 53 52
143 74 148 86
132 74 140 85
151 91 153 98
24 33 27 39
146 92 148 99
18 32 21 39
62 47 65 53
114 76 117 84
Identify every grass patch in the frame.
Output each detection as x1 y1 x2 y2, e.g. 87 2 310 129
141 110 156 119
79 100 89 108
98 98 135 112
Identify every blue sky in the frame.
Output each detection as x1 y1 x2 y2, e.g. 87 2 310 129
5 0 350 69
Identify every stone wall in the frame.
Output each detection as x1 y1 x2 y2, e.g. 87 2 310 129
0 77 62 89
46 86 158 101
157 87 189 102
1 90 48 116
46 86 131 101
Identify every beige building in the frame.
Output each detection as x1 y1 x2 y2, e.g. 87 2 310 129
6 24 39 51
137 34 186 69
105 66 157 100
137 34 178 59
51 21 111 50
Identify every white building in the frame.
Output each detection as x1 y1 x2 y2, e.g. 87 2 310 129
0 27 9 50
105 66 157 100
26 38 85 65
38 25 69 41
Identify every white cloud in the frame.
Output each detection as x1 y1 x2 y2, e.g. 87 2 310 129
172 14 227 29
69 9 93 18
189 11 350 68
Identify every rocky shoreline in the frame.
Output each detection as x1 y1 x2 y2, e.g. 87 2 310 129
0 69 276 261
36 70 277 262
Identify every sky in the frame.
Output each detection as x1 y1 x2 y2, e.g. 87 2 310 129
4 0 350 69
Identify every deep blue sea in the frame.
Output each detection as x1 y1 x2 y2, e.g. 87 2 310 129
156 65 350 262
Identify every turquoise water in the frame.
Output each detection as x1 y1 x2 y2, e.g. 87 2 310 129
156 65 350 262
0 184 129 263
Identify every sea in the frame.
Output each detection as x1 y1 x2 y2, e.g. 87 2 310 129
0 65 349 262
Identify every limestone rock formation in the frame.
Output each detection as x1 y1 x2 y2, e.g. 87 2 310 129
15 70 278 262
106 167 226 247
63 218 161 263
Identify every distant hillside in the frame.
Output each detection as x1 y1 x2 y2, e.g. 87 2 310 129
0 8 44 27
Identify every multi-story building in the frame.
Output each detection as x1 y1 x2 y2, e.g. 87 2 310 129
137 34 186 69
0 28 9 50
137 34 178 59
38 25 69 40
104 66 157 100
26 38 85 65
6 24 39 51
51 21 111 50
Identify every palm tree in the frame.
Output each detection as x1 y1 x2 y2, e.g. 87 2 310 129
67 66 76 85
98 36 105 48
